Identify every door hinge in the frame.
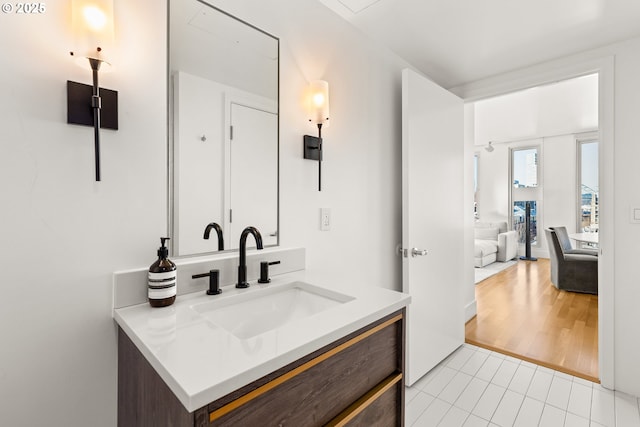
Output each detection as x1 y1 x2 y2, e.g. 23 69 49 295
229 209 233 223
230 125 233 140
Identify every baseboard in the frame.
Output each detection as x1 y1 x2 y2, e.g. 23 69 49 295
465 300 477 323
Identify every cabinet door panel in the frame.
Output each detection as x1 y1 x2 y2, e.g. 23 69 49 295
210 317 401 426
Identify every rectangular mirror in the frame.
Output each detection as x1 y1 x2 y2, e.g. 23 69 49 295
168 0 279 256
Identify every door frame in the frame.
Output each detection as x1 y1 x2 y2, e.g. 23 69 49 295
453 56 615 389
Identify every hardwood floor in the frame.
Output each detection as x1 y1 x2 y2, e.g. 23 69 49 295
465 258 599 382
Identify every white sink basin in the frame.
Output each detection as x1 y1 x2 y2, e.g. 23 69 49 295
190 281 354 339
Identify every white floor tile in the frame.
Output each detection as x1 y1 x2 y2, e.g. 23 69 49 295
520 359 538 370
527 369 553 402
406 385 421 403
476 355 504 383
567 381 592 419
406 391 434 426
438 405 469 427
455 377 489 412
440 371 474 404
546 376 572 410
413 397 451 427
539 403 566 427
476 346 492 355
573 376 595 388
564 412 590 427
447 346 477 370
413 364 444 391
491 389 524 427
491 359 519 388
463 414 490 427
423 366 458 397
461 351 490 376
405 344 640 427
504 354 523 365
472 383 506 421
614 391 640 426
591 386 615 426
554 370 575 381
536 365 555 375
508 364 536 395
513 396 544 427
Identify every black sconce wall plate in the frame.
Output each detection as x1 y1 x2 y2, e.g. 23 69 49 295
303 135 322 161
67 80 119 130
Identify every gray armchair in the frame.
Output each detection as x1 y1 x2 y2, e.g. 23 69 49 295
545 228 598 294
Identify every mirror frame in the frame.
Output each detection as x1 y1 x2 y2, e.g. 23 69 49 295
167 0 280 257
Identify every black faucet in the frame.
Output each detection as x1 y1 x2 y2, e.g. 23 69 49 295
203 222 224 251
236 226 263 288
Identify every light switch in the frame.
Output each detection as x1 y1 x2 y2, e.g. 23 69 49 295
320 208 331 231
630 207 640 223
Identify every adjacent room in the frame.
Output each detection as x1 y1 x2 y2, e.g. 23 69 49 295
466 72 601 380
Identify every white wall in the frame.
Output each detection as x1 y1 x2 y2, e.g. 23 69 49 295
0 2 166 426
458 36 640 397
473 73 598 146
0 0 411 425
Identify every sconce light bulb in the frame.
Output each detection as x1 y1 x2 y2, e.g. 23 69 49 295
83 6 107 31
313 93 325 107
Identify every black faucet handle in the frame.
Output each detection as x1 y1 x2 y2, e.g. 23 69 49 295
258 261 280 284
192 269 222 295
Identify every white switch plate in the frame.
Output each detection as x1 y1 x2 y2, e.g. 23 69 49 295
320 208 331 231
631 207 640 223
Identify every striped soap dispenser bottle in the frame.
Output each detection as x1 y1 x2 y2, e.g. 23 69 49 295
148 237 177 307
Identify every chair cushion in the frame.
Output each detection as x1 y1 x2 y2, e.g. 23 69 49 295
475 227 499 241
475 239 498 257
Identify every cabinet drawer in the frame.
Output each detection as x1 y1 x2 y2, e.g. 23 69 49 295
208 314 403 426
328 373 403 427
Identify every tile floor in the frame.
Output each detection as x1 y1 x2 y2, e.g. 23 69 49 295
405 344 640 427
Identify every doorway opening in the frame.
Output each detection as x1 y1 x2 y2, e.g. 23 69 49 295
466 73 601 381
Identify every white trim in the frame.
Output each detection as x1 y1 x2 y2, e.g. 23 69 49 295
455 55 615 389
464 300 477 323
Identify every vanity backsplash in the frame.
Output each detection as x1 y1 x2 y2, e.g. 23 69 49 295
113 247 305 309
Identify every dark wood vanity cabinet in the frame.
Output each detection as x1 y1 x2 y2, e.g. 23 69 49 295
118 309 405 427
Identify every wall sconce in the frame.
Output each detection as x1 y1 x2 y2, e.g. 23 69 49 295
67 0 118 182
303 80 330 191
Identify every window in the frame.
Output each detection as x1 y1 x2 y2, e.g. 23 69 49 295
513 200 537 245
578 140 599 232
512 148 538 188
511 146 541 246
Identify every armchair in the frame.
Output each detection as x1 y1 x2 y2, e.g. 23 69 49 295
545 228 598 294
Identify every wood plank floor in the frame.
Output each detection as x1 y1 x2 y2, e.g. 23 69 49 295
465 258 599 382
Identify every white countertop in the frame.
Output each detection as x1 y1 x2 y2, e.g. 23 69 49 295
113 271 411 412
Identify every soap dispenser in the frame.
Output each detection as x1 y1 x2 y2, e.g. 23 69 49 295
148 237 177 307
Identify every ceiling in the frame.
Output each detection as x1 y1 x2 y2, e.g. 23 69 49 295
317 0 640 88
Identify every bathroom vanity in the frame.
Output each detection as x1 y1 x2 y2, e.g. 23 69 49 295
114 272 410 426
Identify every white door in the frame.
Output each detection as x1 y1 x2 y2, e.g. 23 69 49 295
402 68 465 386
229 103 278 246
